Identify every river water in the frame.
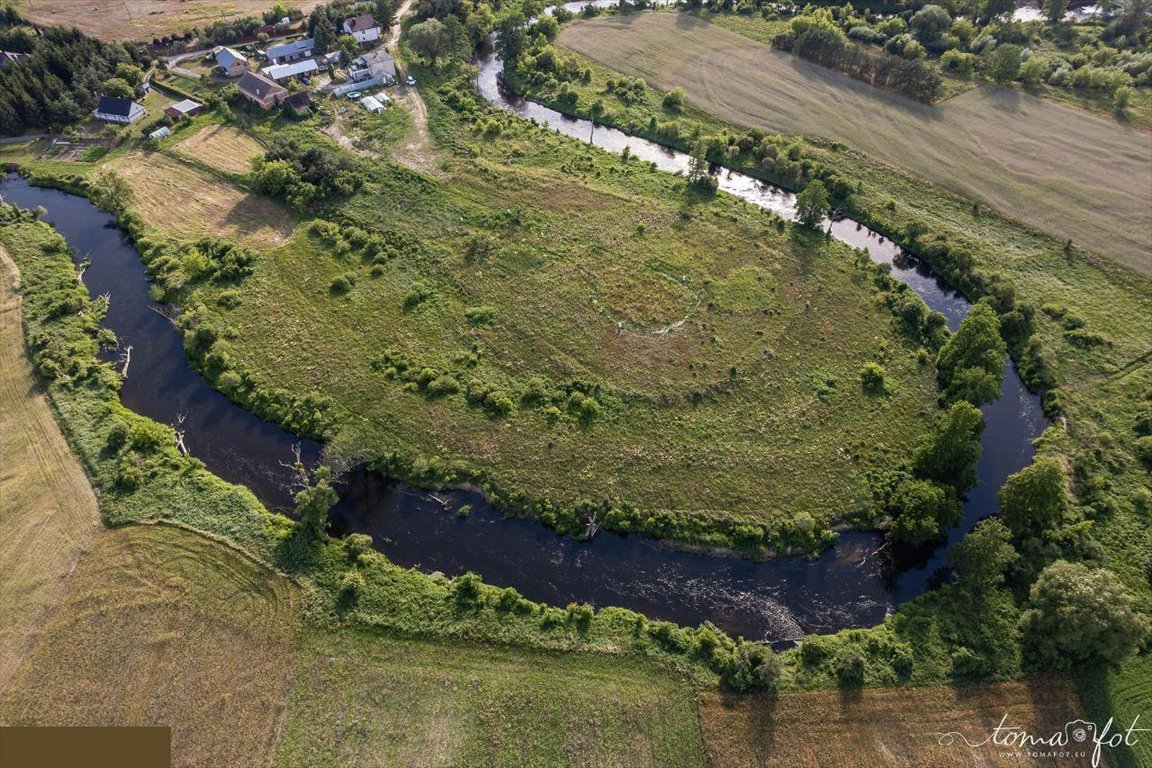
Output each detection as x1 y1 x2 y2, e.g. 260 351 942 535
1 58 1046 641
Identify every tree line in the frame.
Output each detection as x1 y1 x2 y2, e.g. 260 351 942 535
775 25 944 103
0 23 144 134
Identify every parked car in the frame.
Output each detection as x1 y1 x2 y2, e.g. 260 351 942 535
406 76 416 86
299 76 311 86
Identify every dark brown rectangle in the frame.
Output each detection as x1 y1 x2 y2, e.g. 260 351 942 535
0 727 171 768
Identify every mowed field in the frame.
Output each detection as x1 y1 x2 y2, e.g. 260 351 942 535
699 681 1093 767
0 245 103 694
174 124 266 176
276 628 707 768
0 525 302 768
111 150 295 248
561 13 1152 274
15 0 321 41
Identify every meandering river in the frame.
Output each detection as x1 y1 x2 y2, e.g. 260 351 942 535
1 60 1046 641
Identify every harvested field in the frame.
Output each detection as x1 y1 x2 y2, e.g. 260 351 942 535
111 151 295 248
0 525 301 768
699 681 1094 767
561 13 1152 273
174 124 265 176
15 0 322 42
0 245 103 695
277 628 706 768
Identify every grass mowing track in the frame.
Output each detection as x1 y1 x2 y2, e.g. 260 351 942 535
0 244 103 694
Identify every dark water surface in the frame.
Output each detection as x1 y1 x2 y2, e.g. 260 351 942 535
0 177 320 509
2 70 1046 642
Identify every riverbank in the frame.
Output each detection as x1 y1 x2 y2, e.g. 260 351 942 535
495 27 1151 610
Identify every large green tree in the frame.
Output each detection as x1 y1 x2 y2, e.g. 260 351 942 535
913 401 985 493
795 179 829 229
984 43 1023 83
951 518 1017 593
1019 561 1150 667
938 300 1006 382
889 478 962 546
998 456 1068 536
409 18 449 68
910 4 952 43
294 466 338 540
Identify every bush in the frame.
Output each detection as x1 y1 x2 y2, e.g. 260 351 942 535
343 533 374 561
330 273 356 294
451 571 484 606
338 570 366 605
835 650 866 686
662 87 685 111
860 362 885 393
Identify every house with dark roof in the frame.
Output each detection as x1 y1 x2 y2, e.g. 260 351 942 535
285 91 315 116
343 13 381 43
214 46 249 77
266 38 315 65
92 96 146 124
235 71 289 110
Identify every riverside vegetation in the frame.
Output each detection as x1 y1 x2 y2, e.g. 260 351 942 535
1 0 1149 761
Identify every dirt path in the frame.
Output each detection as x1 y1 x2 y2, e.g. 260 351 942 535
0 244 103 697
390 0 440 175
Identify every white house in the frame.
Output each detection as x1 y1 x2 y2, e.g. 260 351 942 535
343 13 381 43
266 38 315 65
92 96 146 124
214 46 249 77
350 49 395 83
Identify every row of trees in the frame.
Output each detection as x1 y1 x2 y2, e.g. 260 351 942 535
776 25 944 102
0 25 145 133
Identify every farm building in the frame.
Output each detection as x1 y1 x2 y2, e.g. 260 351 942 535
343 13 381 43
214 46 249 77
165 99 204 119
350 49 396 83
261 59 319 82
92 96 146 124
137 81 152 96
285 91 314 115
235 71 288 110
360 95 385 113
148 126 171 140
266 38 315 65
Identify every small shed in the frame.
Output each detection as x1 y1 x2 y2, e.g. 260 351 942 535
164 99 204 119
285 91 314 115
360 95 384 113
148 126 171 140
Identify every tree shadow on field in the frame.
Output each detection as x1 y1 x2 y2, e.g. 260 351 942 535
1071 663 1144 768
714 690 780 763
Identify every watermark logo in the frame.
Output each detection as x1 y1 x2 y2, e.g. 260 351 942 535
932 714 1146 766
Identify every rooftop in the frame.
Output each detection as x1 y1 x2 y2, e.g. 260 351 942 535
236 71 288 100
266 38 315 60
94 96 143 118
